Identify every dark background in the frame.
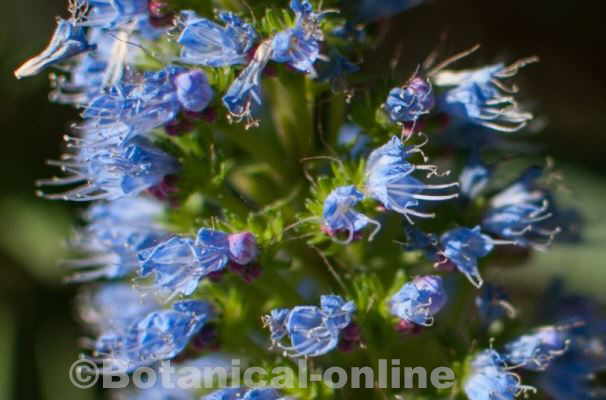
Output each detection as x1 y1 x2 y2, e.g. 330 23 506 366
0 1 604 399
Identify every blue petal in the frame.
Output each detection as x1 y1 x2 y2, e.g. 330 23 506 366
15 19 95 79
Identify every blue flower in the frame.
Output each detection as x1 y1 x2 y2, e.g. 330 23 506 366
482 167 560 250
94 300 213 373
435 58 538 132
504 327 570 371
322 185 380 243
384 77 434 124
222 40 273 127
139 228 259 300
389 275 447 328
270 0 329 77
14 19 95 79
264 295 356 358
459 152 492 199
84 197 166 247
65 198 168 281
203 388 287 400
79 66 188 145
78 283 161 333
464 350 535 400
174 69 214 112
440 226 495 288
37 136 179 201
178 10 257 67
77 0 150 29
364 136 459 222
475 284 516 326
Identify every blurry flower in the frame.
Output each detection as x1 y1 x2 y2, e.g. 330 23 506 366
504 326 570 371
435 58 538 132
464 349 535 400
459 151 492 200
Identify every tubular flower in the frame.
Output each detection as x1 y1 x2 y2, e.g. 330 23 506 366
439 226 496 288
270 0 330 77
389 275 447 329
464 350 536 400
321 185 380 243
37 136 179 201
504 327 570 371
65 198 168 282
264 295 356 358
93 300 213 373
178 10 257 67
139 229 259 300
75 0 150 29
78 66 212 145
222 40 273 127
435 57 539 132
482 167 561 250
14 19 95 79
203 388 289 400
364 136 459 223
384 77 434 124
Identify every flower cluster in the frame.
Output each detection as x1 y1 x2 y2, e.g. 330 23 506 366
16 0 598 399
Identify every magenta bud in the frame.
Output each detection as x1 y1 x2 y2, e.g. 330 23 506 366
228 232 258 265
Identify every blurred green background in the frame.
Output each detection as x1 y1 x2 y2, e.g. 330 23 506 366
0 0 604 399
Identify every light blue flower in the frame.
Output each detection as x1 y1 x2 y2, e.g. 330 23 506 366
15 19 95 79
389 275 447 327
203 388 288 400
264 295 355 358
178 10 257 66
440 226 495 288
77 0 150 29
139 229 259 300
78 283 160 332
504 327 569 371
384 77 434 124
270 0 329 77
482 167 560 250
94 300 213 373
222 40 273 126
364 136 459 222
435 58 538 132
464 350 535 400
322 185 380 243
37 136 179 201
